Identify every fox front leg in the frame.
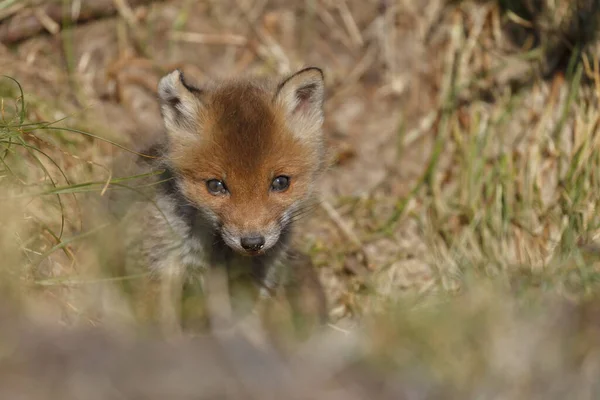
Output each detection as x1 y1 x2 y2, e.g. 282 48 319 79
262 252 328 337
158 263 185 338
283 251 328 339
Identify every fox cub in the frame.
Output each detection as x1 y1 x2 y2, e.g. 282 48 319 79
123 67 328 333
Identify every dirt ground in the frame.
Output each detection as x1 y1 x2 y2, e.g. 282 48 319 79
0 0 442 318
2 0 600 323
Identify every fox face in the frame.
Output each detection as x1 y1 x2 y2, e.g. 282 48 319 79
157 68 326 256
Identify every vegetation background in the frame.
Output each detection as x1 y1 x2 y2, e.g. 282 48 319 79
1 0 600 398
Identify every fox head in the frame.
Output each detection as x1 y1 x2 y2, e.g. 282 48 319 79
157 67 326 256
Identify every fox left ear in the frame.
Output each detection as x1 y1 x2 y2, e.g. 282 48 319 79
274 67 325 141
157 69 204 142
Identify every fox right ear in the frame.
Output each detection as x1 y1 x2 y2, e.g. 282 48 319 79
157 70 203 139
274 67 325 143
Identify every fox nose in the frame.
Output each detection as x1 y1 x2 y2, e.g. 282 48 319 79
240 235 265 252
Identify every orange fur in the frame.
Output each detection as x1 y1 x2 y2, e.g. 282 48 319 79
170 81 321 235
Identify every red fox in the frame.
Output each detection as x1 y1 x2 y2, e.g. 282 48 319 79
122 67 328 335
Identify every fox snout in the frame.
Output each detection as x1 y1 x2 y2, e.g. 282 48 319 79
240 235 265 252
220 225 282 256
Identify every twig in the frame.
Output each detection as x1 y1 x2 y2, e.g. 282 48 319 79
235 0 291 74
33 7 60 35
319 196 370 269
320 198 363 250
315 0 353 51
0 2 25 22
113 0 138 28
169 31 248 46
0 0 161 44
326 43 378 107
336 0 363 49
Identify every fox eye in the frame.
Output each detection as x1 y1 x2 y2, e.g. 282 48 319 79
271 175 290 192
206 179 228 195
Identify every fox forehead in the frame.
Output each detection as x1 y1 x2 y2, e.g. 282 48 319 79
174 82 317 183
170 82 316 226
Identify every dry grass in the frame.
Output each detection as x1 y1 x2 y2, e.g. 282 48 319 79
2 0 600 398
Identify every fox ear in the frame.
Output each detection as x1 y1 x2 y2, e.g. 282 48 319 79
157 69 203 139
274 67 325 141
